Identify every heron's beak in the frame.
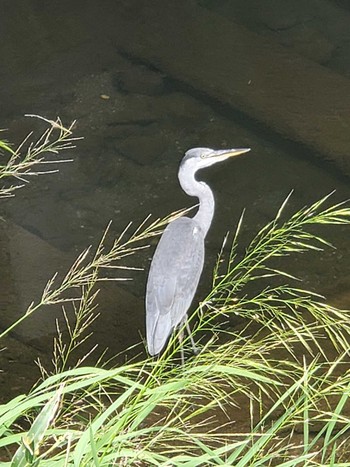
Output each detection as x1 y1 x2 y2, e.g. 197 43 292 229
203 148 251 162
213 148 251 159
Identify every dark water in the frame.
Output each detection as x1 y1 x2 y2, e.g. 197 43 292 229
0 0 350 398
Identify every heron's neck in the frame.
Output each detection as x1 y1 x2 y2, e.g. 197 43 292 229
178 166 215 237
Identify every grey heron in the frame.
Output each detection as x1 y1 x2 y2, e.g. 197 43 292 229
146 147 250 358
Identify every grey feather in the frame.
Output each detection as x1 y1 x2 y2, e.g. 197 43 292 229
146 217 204 355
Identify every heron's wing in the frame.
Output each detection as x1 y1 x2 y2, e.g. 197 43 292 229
146 217 205 355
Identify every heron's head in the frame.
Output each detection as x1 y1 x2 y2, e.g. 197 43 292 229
182 147 250 171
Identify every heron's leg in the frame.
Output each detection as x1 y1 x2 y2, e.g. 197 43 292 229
185 319 200 356
178 324 185 365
